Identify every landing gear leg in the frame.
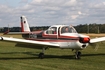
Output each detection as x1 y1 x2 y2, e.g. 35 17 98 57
75 50 81 59
38 48 45 59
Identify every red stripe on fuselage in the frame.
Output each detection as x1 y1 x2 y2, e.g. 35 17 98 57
42 34 57 38
42 32 78 39
27 38 79 42
58 35 78 38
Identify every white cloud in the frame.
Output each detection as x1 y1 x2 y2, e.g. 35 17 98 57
44 6 61 11
31 0 43 5
64 0 77 6
32 0 42 3
71 15 78 19
103 2 105 5
20 0 28 3
78 11 82 15
0 0 105 27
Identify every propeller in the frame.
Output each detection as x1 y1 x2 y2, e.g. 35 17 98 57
89 43 99 51
78 36 99 51
78 34 100 51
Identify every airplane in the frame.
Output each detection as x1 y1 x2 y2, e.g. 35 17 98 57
0 16 105 59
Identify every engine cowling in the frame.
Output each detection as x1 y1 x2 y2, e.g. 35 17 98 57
79 37 90 43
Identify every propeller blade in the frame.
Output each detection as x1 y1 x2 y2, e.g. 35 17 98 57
94 44 99 51
89 43 99 51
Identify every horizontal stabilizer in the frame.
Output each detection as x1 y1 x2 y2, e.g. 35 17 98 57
5 32 30 35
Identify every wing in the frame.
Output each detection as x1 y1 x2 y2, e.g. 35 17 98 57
0 36 59 48
90 37 105 43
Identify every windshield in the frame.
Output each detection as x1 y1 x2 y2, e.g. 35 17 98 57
61 26 77 33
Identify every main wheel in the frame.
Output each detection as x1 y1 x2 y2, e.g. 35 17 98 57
75 51 81 59
38 53 44 59
77 51 81 59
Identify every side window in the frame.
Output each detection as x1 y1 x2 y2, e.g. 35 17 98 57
46 27 57 34
61 27 65 33
61 27 69 33
61 26 77 33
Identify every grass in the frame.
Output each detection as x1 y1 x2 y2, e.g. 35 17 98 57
83 33 105 37
0 34 105 70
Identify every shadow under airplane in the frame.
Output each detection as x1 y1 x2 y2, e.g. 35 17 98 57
0 52 105 60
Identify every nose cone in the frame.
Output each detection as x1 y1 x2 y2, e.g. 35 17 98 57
79 37 90 43
82 37 90 43
78 34 90 43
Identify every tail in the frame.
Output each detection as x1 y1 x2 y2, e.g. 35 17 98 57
20 16 30 32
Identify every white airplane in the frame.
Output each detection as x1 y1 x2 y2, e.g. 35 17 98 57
0 16 105 59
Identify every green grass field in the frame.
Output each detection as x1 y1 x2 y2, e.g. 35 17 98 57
0 34 105 70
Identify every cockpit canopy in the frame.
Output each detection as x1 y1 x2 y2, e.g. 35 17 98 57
46 25 77 34
61 26 77 33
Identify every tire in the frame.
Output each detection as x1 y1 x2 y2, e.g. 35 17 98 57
38 53 44 59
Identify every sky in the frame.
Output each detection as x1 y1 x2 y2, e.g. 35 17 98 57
0 0 105 27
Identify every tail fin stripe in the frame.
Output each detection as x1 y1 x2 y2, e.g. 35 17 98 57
20 16 30 32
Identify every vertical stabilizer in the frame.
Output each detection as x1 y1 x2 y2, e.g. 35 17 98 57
20 16 30 32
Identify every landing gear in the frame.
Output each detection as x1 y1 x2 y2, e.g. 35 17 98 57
38 48 45 59
75 51 81 59
38 52 44 59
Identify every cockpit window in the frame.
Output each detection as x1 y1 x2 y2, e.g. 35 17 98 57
61 26 77 33
46 27 57 34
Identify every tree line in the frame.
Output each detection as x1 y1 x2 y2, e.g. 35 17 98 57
0 26 49 33
0 23 105 33
74 23 105 33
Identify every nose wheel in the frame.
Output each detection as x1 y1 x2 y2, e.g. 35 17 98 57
38 52 44 59
75 51 81 59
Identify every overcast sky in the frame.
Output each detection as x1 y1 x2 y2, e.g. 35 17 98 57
0 0 105 27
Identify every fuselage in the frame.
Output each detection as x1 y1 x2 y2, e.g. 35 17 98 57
21 25 90 50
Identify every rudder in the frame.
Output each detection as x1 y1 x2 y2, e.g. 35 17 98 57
20 16 30 32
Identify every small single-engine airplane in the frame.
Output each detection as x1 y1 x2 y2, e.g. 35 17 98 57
0 16 105 59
